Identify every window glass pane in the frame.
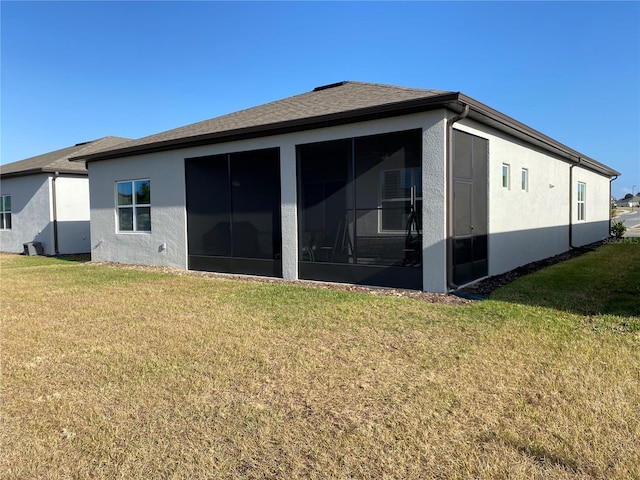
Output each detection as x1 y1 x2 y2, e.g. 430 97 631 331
502 165 509 188
522 169 528 190
118 207 134 231
400 169 412 198
381 169 419 202
381 170 402 200
135 180 151 205
3 196 11 211
117 182 133 206
1 213 5 229
136 207 151 231
413 167 422 198
380 202 409 231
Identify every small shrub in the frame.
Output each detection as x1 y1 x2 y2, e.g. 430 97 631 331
610 220 626 239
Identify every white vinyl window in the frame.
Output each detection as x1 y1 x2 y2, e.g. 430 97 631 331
502 164 510 189
116 179 151 232
577 182 586 221
380 168 421 232
521 168 529 191
0 195 11 230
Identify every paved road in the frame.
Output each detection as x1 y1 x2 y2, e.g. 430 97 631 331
615 208 640 237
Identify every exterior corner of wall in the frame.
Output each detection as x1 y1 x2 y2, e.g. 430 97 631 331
420 111 447 293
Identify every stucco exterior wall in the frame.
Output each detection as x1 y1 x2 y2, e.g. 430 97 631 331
87 109 611 291
0 174 53 254
452 118 611 277
54 176 91 254
571 166 611 246
89 150 189 268
88 111 449 288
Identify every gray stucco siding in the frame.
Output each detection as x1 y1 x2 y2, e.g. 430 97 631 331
87 111 449 288
86 107 613 292
452 118 612 277
0 174 53 254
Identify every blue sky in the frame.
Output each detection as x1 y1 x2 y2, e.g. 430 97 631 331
1 1 638 199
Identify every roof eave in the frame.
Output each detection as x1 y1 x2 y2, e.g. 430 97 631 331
454 94 620 177
69 90 619 178
0 167 87 179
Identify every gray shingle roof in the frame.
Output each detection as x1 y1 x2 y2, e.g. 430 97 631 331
73 82 453 158
1 136 130 177
68 81 619 177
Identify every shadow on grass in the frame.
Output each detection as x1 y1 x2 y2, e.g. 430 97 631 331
480 431 582 475
1 253 91 268
484 242 640 322
51 254 91 263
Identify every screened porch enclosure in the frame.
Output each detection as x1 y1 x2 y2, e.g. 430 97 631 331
184 148 282 277
452 130 488 285
297 129 423 290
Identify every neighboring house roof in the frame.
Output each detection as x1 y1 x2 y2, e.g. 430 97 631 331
619 195 640 204
71 81 620 177
1 136 130 178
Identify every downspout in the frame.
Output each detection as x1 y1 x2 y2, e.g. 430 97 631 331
52 172 60 255
569 158 582 249
446 104 470 290
609 175 618 226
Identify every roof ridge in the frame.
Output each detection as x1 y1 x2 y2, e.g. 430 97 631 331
340 80 450 94
71 82 457 160
121 82 452 146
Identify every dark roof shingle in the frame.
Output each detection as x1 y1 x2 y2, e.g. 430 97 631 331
1 136 130 177
66 81 618 177
73 82 453 158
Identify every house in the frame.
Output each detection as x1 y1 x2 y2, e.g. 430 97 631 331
619 195 639 208
0 136 129 255
71 82 619 292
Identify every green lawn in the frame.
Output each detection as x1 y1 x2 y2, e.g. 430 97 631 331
1 244 638 479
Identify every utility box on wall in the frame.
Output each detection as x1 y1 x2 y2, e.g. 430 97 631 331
23 242 44 256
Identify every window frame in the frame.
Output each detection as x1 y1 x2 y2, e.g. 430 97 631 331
577 182 586 221
502 164 510 189
379 167 422 233
0 195 11 230
116 179 151 233
521 168 529 192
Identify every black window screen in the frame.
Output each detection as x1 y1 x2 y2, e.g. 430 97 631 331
452 130 488 285
297 130 423 290
185 148 281 277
